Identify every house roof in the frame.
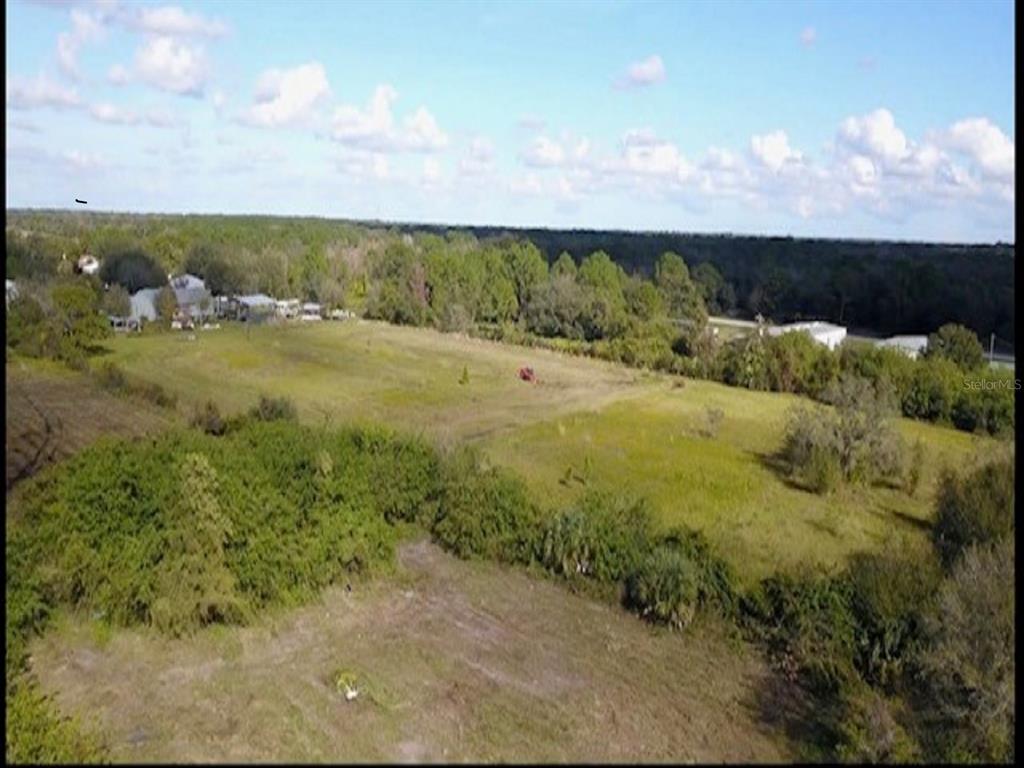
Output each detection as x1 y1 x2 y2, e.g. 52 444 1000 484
173 286 211 307
878 335 928 350
236 294 276 308
170 273 206 290
768 320 846 337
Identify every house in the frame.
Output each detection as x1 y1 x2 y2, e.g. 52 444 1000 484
6 279 17 308
876 335 929 360
169 274 212 321
275 298 300 319
300 302 323 321
130 287 161 322
76 254 100 275
768 320 847 351
327 308 355 321
235 294 277 322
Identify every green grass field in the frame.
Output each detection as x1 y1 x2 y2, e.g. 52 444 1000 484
99 320 987 583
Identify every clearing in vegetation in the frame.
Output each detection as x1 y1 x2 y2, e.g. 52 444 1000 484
99 321 986 583
30 539 792 763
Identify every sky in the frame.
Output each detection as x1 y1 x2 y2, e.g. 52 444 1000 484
5 0 1016 243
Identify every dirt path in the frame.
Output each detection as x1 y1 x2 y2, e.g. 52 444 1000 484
32 540 794 763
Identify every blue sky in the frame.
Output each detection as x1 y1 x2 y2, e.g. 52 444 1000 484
5 0 1015 242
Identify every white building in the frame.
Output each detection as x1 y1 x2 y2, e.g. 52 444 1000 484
275 298 300 319
768 320 848 351
876 335 929 360
300 302 322 321
130 288 161 322
6 279 18 308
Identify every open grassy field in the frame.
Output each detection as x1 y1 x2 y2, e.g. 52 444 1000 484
5 357 175 491
98 320 987 584
30 539 793 763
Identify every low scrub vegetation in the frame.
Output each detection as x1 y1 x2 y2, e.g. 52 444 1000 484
6 387 1013 762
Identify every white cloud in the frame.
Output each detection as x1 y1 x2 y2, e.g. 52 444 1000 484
838 108 909 165
522 135 566 167
57 9 105 80
617 130 690 178
944 117 1014 180
107 63 131 85
750 130 803 172
6 72 82 109
403 107 449 151
134 36 208 96
127 5 227 37
90 101 138 124
243 62 331 127
62 149 105 171
421 157 443 186
800 27 817 47
616 54 666 89
331 85 448 153
459 137 496 176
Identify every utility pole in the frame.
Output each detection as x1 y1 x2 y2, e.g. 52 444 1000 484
989 333 995 364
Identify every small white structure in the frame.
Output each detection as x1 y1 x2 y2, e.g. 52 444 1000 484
6 279 18 308
169 273 206 291
768 320 847 351
328 308 355 321
77 254 100 275
275 298 300 319
235 294 277 322
130 287 161 322
876 335 929 360
300 302 323 321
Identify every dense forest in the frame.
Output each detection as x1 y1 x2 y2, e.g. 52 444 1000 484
6 209 1015 350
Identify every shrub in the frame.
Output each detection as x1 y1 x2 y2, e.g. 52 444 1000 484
742 570 857 696
5 683 106 764
249 394 297 422
925 323 985 371
905 440 925 496
835 686 922 764
931 452 1014 569
920 538 1015 763
540 492 656 583
845 546 942 689
902 357 961 423
190 400 226 436
432 451 542 565
624 545 700 628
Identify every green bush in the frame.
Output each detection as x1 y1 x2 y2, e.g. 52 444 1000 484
540 492 656 583
742 570 857 696
932 452 1015 569
624 545 700 628
846 547 942 689
834 685 922 763
432 450 542 564
5 683 106 764
249 394 298 422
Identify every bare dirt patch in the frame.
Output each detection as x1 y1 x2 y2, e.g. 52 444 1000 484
32 539 793 763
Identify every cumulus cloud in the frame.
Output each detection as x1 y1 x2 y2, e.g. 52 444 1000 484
800 27 817 47
615 54 666 89
750 130 803 172
331 85 448 152
134 36 208 96
6 72 82 109
243 62 331 127
838 108 909 165
62 148 106 171
944 117 1014 180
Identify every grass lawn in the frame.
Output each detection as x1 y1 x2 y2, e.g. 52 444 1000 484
98 320 988 584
